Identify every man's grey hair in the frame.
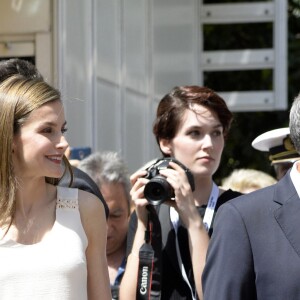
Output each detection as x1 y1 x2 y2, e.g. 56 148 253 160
78 151 131 210
290 93 300 153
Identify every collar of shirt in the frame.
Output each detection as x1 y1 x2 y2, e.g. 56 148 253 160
290 161 300 197
113 257 126 286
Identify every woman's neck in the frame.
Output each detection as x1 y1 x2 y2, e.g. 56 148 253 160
6 181 57 244
193 177 218 206
15 179 55 217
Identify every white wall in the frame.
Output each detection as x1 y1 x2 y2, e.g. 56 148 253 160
55 0 94 151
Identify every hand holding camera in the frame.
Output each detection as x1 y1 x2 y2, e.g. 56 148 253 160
144 157 195 206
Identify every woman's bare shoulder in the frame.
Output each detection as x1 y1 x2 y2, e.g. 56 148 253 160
77 190 106 234
77 189 105 209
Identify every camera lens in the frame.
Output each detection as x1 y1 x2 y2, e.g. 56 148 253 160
144 175 174 205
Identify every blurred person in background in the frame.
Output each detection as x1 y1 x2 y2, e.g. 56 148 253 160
78 151 132 300
221 168 277 194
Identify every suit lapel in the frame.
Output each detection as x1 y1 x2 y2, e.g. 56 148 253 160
274 173 300 257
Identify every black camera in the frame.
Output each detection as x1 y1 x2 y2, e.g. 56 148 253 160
143 157 195 205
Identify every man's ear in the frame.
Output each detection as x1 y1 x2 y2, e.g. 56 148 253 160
159 138 172 156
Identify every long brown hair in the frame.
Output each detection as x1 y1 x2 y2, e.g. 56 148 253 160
0 75 73 227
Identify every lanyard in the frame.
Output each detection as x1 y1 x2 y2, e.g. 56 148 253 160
170 181 219 232
170 181 219 299
202 182 219 231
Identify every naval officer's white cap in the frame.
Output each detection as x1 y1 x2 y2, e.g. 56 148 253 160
252 128 300 165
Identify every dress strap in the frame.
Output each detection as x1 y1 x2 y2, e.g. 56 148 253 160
56 186 79 209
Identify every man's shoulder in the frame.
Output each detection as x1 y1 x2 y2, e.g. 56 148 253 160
217 189 243 208
222 184 277 216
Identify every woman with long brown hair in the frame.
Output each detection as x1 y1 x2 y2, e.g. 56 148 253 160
0 75 111 299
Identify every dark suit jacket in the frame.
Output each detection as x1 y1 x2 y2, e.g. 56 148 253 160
202 171 300 300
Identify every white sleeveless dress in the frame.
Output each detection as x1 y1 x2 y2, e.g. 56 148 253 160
0 187 88 300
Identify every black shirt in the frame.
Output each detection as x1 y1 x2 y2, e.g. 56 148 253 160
126 189 242 299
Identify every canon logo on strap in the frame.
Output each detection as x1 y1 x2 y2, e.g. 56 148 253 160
139 266 149 295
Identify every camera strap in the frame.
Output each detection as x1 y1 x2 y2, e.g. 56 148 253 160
136 210 156 300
